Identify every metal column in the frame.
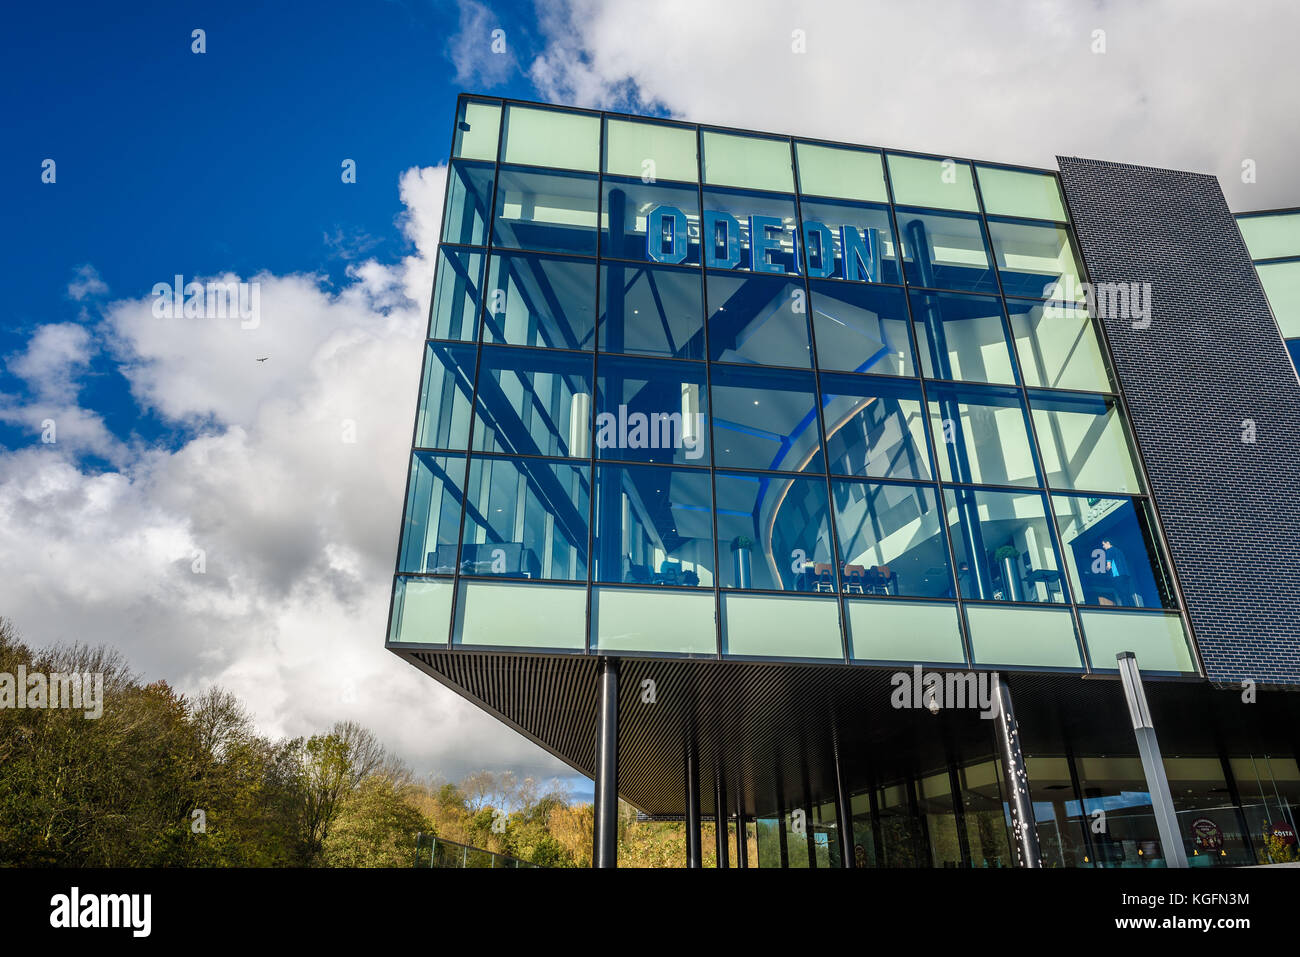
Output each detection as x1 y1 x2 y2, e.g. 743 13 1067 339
993 673 1042 868
714 767 729 869
685 742 702 868
834 747 856 868
1117 653 1188 868
593 658 620 869
734 786 749 868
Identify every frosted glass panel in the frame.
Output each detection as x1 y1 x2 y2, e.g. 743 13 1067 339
592 587 716 654
604 118 698 182
976 166 1067 222
501 106 600 171
702 130 794 192
966 605 1081 668
454 581 586 649
1080 610 1194 673
846 599 964 663
721 593 842 658
388 577 453 644
796 142 887 202
887 154 979 212
1256 260 1300 338
1238 212 1300 261
453 99 501 161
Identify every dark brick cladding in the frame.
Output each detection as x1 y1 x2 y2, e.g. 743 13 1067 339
1057 156 1300 686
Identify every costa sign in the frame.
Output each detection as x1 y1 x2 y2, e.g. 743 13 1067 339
645 205 882 283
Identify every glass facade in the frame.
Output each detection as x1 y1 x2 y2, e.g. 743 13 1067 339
390 96 1191 675
1237 208 1300 372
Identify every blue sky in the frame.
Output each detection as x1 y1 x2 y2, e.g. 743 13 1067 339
3 0 1298 792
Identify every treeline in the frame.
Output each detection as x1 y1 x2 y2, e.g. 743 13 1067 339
0 618 714 867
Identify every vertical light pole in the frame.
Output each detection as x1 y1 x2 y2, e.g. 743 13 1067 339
1117 652 1188 868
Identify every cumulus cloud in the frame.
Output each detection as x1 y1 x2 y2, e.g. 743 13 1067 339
0 164 576 783
67 264 108 301
528 0 1300 210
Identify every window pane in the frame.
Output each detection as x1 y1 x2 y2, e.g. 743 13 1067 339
716 470 835 591
721 593 842 658
388 576 454 644
453 99 501 161
976 166 1067 222
596 355 708 465
944 486 1067 603
399 452 467 573
966 604 1081 668
927 383 1039 487
593 463 714 587
591 587 716 654
484 252 596 350
896 208 996 293
1257 260 1300 337
462 455 589 581
887 155 979 212
701 189 798 273
809 282 913 376
1079 610 1193 673
1237 211 1300 261
832 480 952 598
602 177 701 264
1050 493 1175 608
598 262 705 359
796 142 887 203
604 118 698 182
429 247 485 341
707 272 813 367
472 346 593 459
711 364 823 472
798 198 900 283
443 161 494 246
492 166 599 255
453 580 586 649
987 220 1087 300
1028 391 1142 494
702 130 794 192
500 105 599 171
821 372 932 480
1006 298 1113 392
416 342 475 450
910 290 1017 384
845 598 964 663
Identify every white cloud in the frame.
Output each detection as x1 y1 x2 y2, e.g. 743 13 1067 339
0 165 576 783
447 0 518 88
529 0 1300 210
67 264 108 301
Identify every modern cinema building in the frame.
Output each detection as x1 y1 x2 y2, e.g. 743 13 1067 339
386 95 1300 869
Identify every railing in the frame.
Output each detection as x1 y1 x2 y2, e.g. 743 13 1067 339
414 833 539 868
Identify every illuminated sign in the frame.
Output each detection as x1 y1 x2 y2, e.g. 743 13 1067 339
645 205 881 283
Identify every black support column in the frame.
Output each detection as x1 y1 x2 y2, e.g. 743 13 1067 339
833 747 856 868
714 767 729 869
993 674 1042 868
593 658 619 869
685 742 702 869
734 786 749 868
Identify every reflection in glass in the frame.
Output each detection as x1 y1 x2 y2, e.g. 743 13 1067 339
593 463 714 587
483 252 596 350
472 346 593 459
1051 493 1174 608
986 219 1087 300
910 291 1017 384
927 383 1039 487
710 364 823 472
897 208 996 293
602 177 700 263
492 166 599 255
831 480 952 598
461 455 589 581
821 373 932 480
399 452 467 573
809 282 913 376
943 486 1067 603
1006 299 1113 392
715 471 835 592
598 262 705 359
1028 391 1142 494
429 247 485 342
415 343 475 450
443 161 494 246
595 355 708 466
707 272 813 367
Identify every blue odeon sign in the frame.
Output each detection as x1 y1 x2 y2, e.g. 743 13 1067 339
644 204 881 283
